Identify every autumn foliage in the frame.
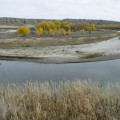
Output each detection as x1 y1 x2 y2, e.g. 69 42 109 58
17 26 30 36
80 29 85 34
36 27 44 36
16 21 97 37
36 20 72 36
16 21 120 37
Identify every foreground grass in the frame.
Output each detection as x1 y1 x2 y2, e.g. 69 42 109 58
0 81 120 120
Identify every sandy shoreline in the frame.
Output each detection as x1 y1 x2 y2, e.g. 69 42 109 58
0 36 120 64
0 54 120 64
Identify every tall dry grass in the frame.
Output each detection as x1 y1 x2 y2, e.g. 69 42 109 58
0 81 120 120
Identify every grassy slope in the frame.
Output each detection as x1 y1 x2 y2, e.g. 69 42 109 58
0 81 120 120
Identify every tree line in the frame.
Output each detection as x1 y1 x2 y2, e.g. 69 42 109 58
16 21 96 37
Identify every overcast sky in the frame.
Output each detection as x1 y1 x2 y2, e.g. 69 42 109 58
0 0 120 21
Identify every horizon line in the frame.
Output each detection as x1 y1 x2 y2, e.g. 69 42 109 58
0 17 120 22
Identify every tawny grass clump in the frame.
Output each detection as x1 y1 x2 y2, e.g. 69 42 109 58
0 81 120 120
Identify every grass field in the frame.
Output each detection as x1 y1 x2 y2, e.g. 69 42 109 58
0 81 120 120
0 33 118 49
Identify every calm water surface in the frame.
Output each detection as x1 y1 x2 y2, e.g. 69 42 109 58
0 59 120 85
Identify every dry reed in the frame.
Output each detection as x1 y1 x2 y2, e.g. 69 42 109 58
0 81 119 120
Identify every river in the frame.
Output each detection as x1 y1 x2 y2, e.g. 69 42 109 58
0 59 120 85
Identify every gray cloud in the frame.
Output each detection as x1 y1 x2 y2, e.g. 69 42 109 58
0 0 120 21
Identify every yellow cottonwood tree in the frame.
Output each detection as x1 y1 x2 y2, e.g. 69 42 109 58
91 24 95 30
17 26 30 36
80 29 85 34
62 23 72 31
49 29 56 36
57 28 66 35
36 22 50 31
36 27 43 36
54 20 61 30
67 29 72 35
88 27 92 34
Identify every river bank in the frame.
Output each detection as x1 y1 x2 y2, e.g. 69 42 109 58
0 36 119 63
1 54 120 64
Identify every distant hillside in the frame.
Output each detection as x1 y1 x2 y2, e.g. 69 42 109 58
0 17 120 25
63 19 120 24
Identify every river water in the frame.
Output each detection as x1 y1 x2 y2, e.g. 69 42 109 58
0 59 120 85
